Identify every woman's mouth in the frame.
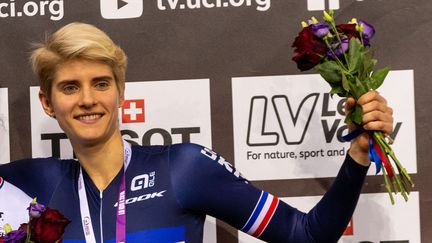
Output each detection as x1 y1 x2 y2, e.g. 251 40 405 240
75 113 103 122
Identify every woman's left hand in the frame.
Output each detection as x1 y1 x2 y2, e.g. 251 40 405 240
346 91 394 166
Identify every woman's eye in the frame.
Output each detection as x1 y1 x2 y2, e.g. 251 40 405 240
62 84 78 94
95 81 110 89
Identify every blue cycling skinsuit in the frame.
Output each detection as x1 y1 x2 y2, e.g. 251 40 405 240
0 143 368 243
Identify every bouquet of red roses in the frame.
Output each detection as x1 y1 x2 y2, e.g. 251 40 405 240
291 10 414 204
0 198 70 243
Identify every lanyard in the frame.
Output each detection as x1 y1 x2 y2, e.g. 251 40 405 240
78 140 132 243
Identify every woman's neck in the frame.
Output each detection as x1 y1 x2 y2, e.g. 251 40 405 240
72 132 125 191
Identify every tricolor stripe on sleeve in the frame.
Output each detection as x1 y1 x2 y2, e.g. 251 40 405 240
241 191 279 238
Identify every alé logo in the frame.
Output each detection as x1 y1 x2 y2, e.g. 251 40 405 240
131 172 156 191
122 99 145 123
100 0 143 19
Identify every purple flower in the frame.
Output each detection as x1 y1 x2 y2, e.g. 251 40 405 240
358 20 375 39
28 201 46 218
327 37 349 59
358 20 375 46
311 23 330 38
3 229 26 243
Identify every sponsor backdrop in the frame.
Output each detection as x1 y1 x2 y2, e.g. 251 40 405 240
239 192 421 243
0 88 9 164
0 179 32 236
232 71 416 180
0 0 430 242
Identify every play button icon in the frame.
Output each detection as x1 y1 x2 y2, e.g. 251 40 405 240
117 0 128 9
100 0 143 19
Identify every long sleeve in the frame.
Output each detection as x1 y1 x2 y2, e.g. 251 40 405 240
167 143 368 243
0 158 74 205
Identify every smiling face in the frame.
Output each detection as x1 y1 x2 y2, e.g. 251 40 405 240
39 59 124 147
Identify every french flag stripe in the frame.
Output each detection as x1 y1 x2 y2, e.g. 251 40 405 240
242 192 279 236
252 196 279 237
242 191 267 232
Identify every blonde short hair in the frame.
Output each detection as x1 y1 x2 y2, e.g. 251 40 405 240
31 22 127 98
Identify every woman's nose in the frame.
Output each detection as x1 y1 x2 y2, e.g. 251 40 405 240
78 87 96 108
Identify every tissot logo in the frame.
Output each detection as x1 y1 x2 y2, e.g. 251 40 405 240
122 99 145 123
100 0 143 19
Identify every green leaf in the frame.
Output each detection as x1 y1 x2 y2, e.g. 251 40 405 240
346 77 368 100
357 77 368 95
370 67 390 90
348 38 362 73
349 104 363 126
360 50 374 80
362 51 375 72
342 72 350 92
315 61 342 84
362 77 373 91
330 86 344 96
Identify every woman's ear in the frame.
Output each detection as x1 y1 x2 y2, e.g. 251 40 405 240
118 90 125 108
39 90 55 118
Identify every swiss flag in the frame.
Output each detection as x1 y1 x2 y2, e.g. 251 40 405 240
122 99 145 123
343 218 354 235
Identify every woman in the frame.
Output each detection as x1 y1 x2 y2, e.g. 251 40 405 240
0 23 394 243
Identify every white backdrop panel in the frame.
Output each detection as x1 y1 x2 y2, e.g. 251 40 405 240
232 70 416 180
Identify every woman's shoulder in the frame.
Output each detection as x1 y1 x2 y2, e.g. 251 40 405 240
170 142 207 152
131 142 204 154
14 156 78 165
3 157 79 173
129 143 209 166
0 157 79 204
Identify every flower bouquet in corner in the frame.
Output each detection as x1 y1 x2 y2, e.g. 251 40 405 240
291 10 414 204
0 198 70 243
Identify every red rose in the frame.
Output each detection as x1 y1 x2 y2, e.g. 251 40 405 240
336 23 361 40
30 208 71 243
292 26 328 71
18 223 28 232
